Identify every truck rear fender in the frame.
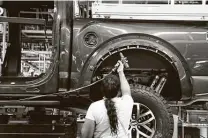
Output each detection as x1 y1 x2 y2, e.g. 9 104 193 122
80 33 192 100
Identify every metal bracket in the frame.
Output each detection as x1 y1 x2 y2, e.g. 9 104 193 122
155 77 167 94
150 75 167 94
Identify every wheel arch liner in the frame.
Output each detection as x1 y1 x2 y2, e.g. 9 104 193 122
79 33 192 99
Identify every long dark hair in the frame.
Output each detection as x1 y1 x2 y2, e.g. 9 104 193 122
101 74 120 135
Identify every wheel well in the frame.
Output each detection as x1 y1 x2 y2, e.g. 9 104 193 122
90 48 181 101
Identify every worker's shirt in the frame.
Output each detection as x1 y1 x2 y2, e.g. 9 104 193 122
85 95 134 138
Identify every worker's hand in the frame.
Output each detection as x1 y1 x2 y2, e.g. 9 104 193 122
115 60 124 73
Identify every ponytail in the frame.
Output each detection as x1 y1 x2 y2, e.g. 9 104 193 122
101 74 120 135
105 98 118 135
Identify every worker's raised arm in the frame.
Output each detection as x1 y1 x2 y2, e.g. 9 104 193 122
116 61 131 96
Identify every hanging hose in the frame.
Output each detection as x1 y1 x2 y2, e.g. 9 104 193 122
19 69 114 101
19 52 129 101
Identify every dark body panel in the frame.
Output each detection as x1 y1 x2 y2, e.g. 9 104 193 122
71 19 208 99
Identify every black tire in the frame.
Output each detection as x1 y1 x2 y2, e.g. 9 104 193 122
130 84 173 138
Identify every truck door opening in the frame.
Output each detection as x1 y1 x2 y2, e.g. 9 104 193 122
0 1 55 79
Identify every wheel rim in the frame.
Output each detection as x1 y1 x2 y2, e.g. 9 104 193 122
129 103 156 138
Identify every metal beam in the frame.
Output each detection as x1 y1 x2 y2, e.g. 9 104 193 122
0 100 60 106
20 11 53 15
0 17 45 25
0 133 65 136
22 30 52 34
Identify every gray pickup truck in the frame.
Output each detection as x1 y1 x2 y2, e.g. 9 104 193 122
0 1 207 138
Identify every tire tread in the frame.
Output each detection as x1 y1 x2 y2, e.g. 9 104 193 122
131 84 174 138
